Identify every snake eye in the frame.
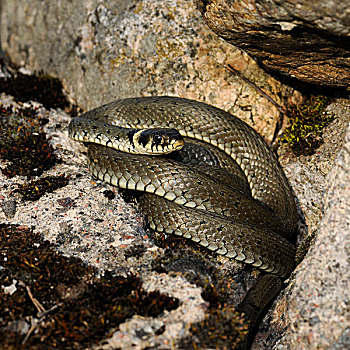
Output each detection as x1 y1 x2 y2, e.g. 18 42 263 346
153 134 163 144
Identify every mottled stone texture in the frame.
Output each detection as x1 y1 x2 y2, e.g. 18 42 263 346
251 100 350 350
278 118 350 349
0 0 301 142
197 0 350 89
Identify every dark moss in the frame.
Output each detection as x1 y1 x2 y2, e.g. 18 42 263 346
124 244 147 259
148 226 215 260
179 307 248 350
68 104 84 119
0 71 69 110
103 189 116 200
14 175 69 201
0 224 179 349
0 104 58 177
149 230 217 281
281 95 334 155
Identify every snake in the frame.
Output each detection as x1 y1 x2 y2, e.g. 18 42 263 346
68 96 297 278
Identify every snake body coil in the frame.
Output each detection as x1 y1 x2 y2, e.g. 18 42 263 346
69 96 297 278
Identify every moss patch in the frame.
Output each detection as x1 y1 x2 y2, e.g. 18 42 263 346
0 224 179 349
0 72 69 110
281 96 334 155
103 189 116 200
0 104 57 177
179 307 248 349
124 244 147 260
14 176 69 201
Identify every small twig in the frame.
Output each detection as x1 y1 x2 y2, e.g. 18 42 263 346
20 282 63 345
226 64 288 115
22 319 38 345
21 302 63 345
26 285 46 314
225 64 290 147
21 285 46 345
37 302 62 318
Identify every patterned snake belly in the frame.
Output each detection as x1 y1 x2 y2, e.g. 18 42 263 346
69 96 297 278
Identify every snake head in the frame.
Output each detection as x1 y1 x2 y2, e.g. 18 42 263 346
135 128 184 155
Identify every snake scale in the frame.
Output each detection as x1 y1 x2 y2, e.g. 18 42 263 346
69 96 297 278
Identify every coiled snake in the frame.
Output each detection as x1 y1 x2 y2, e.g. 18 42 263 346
68 96 297 278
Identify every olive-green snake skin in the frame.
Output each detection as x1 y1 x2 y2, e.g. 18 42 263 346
69 96 297 278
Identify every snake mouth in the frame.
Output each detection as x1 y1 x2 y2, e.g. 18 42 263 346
172 139 185 150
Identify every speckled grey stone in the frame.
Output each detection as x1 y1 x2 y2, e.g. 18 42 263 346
277 118 350 349
0 0 302 141
328 328 350 350
251 100 350 350
0 198 17 219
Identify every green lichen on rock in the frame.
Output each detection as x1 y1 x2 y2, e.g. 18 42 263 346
281 96 334 155
0 104 57 177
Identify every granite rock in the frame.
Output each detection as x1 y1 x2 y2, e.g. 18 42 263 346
0 0 301 141
276 109 350 349
251 100 350 349
197 0 350 89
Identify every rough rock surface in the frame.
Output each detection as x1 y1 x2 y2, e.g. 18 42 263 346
197 0 350 89
1 0 350 349
251 99 350 349
278 116 350 349
0 0 302 142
